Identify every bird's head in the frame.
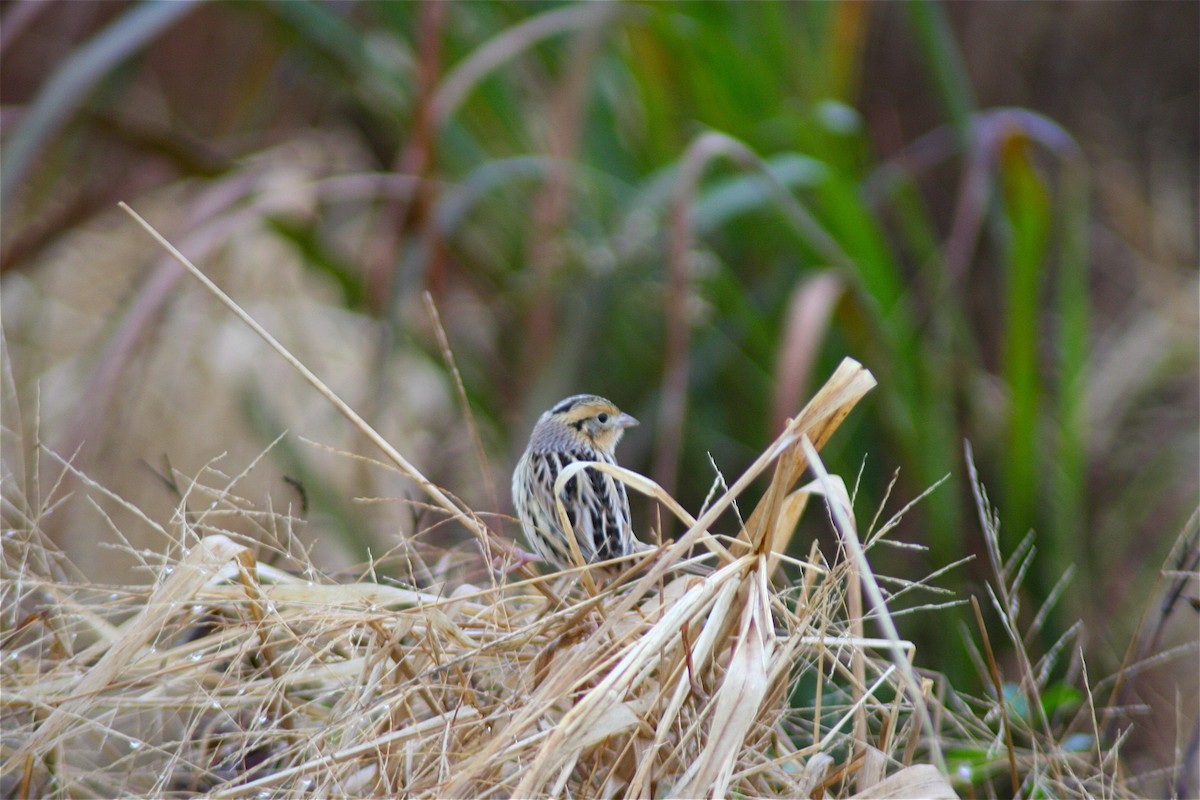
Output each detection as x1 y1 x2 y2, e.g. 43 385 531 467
534 394 638 454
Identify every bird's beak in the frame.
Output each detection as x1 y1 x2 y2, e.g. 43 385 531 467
616 412 639 429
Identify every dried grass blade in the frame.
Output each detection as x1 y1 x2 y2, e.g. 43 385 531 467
553 460 732 565
743 357 877 555
675 576 776 798
847 763 958 799
766 487 814 575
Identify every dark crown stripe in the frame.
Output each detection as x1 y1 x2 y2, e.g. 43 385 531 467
551 395 588 415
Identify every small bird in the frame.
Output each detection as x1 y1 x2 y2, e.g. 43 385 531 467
512 394 641 571
509 393 717 579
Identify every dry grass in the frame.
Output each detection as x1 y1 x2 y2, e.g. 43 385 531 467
0 211 1171 798
1 360 948 798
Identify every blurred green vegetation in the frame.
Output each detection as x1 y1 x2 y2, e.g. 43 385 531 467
2 0 1196 768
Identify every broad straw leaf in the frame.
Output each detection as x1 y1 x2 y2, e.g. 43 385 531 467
676 571 777 797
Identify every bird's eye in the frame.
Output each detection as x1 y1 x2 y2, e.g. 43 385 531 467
597 413 609 424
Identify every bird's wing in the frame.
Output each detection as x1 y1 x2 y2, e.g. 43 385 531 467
524 449 632 564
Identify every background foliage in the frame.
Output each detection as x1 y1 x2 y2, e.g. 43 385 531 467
2 1 1196 792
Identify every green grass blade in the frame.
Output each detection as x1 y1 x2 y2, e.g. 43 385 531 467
903 0 976 139
999 133 1052 552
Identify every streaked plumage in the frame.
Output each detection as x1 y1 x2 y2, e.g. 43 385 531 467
512 394 642 570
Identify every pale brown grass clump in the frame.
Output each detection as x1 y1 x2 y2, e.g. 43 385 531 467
0 208 1159 799
0 353 962 798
